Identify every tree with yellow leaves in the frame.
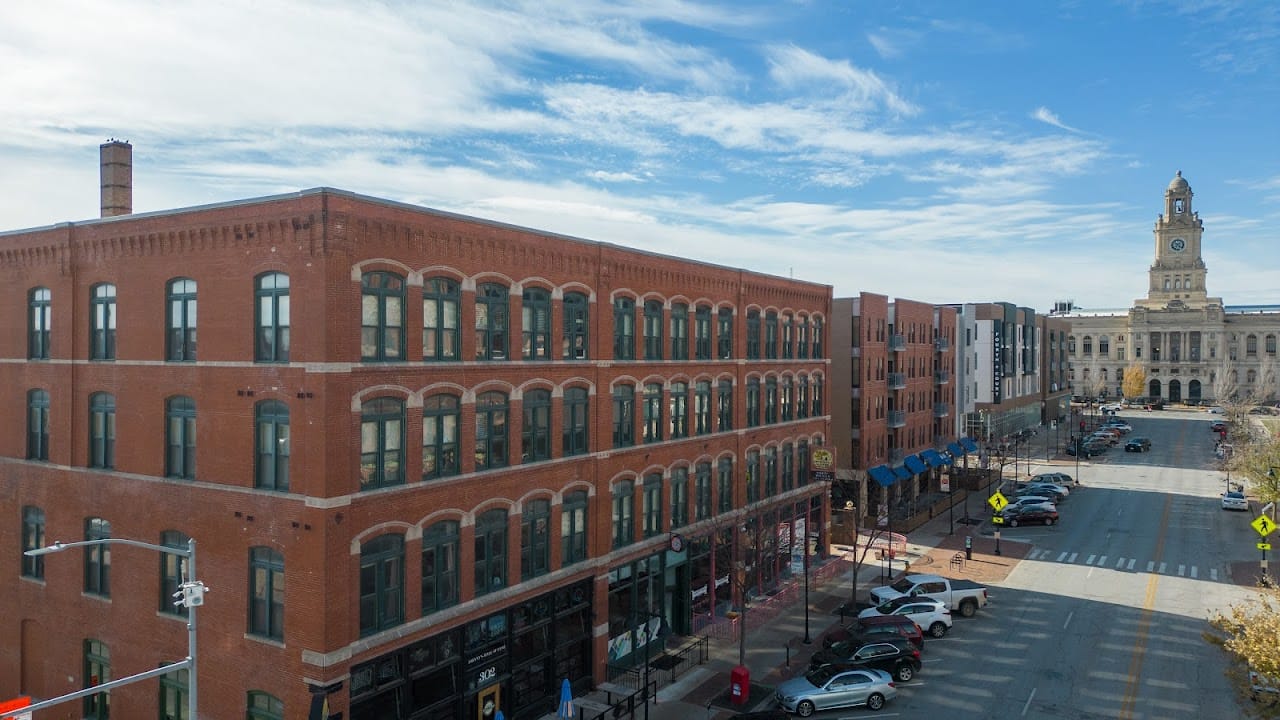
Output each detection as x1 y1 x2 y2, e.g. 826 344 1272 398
1121 362 1147 402
1208 580 1280 715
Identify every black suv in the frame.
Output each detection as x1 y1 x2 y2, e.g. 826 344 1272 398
1124 437 1151 452
808 637 922 682
822 614 924 650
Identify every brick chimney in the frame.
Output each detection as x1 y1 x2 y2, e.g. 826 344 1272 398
99 139 132 217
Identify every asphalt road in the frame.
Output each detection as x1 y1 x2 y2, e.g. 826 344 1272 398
800 409 1267 719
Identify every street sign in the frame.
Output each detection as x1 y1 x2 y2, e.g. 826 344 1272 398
1259 542 1272 551
1252 515 1277 538
0 696 31 720
988 492 1009 512
991 515 1005 525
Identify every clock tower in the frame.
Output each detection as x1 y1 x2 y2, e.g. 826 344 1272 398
1138 171 1220 309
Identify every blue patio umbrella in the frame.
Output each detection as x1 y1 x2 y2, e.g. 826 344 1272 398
494 711 504 720
558 677 575 718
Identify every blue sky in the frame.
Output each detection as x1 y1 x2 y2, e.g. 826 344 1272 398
2 0 1278 310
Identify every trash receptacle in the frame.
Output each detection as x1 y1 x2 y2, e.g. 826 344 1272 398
730 665 750 706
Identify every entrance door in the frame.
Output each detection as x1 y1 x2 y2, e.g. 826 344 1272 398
474 684 501 720
1168 379 1182 403
1189 380 1202 403
1148 379 1161 401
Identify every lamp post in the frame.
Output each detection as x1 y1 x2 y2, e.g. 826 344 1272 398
18 538 203 720
640 609 663 720
802 502 812 644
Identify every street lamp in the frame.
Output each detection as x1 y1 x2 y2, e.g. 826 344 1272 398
802 505 812 644
15 538 204 720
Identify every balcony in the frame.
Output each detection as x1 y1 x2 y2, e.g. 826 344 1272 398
888 334 906 352
888 447 904 464
887 410 906 428
887 372 907 389
934 402 950 417
934 370 950 384
934 337 951 352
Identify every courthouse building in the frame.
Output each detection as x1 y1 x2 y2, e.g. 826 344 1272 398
0 142 831 720
1061 172 1280 404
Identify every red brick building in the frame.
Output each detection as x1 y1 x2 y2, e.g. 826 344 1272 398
0 143 831 720
830 293 957 524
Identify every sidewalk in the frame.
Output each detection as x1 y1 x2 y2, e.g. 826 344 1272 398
570 505 1031 720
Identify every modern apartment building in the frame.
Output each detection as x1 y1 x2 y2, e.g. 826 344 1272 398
0 143 832 720
829 293 957 523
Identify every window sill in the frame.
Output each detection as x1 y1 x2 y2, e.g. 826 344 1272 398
244 633 286 649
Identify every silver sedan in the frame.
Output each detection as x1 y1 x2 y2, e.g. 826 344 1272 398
775 666 897 716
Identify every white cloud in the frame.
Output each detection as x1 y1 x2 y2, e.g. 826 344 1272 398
1031 107 1081 133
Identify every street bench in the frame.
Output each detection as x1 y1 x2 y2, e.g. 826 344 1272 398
596 681 636 705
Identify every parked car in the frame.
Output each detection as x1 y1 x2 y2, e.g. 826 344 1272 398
1222 491 1249 511
867 574 989 618
1124 437 1152 452
808 637 922 682
1003 495 1057 512
1031 472 1077 489
1065 443 1098 457
1103 422 1133 434
775 667 897 716
822 614 924 650
1208 406 1225 414
856 597 953 638
1017 482 1069 500
1001 504 1059 527
1211 421 1228 432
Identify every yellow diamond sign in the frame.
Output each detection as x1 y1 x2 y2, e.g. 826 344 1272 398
1252 515 1277 538
988 492 1009 513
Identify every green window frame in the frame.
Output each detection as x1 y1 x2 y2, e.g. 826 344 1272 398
474 509 508 596
360 271 405 361
255 272 290 363
764 377 778 424
166 277 197 362
160 530 191 618
22 505 45 579
813 376 824 416
83 639 110 720
797 316 810 359
765 311 778 360
29 286 51 360
359 534 404 636
89 392 116 469
745 379 760 428
521 389 552 463
360 397 404 489
746 451 760 504
522 287 552 360
670 303 689 360
717 458 733 513
694 380 711 435
613 297 636 360
422 277 460 361
521 499 551 580
165 395 197 480
255 400 290 491
247 691 284 720
422 520 460 614
717 307 733 359
798 377 810 419
764 446 777 496
475 391 509 470
562 490 589 566
643 300 664 360
798 440 809 485
422 394 460 480
670 467 689 529
159 664 188 720
746 310 761 360
694 305 712 360
612 481 634 549
782 442 794 491
563 291 590 359
85 517 111 597
89 282 116 361
643 473 663 538
475 283 510 360
612 384 635 448
694 463 711 521
27 388 49 461
669 382 688 439
782 313 794 359
781 377 793 421
563 387 590 456
248 546 284 640
643 383 663 443
717 380 733 431
813 318 824 358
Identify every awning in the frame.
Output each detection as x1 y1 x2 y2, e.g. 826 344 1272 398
961 437 980 453
904 454 927 474
868 465 896 487
922 448 951 467
892 465 912 480
947 441 965 456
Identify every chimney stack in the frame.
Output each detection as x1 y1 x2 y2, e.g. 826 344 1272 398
99 139 132 217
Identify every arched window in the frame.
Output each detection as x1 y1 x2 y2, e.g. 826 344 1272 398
782 313 794 359
247 691 284 720
360 534 404 635
746 378 761 428
613 297 636 360
255 272 290 362
563 292 589 359
717 308 734 359
670 302 689 360
1082 336 1093 355
474 509 508 596
562 491 589 566
612 481 635 548
522 389 552 463
361 272 405 361
422 277 460 361
563 387 590 456
612 384 635 448
22 506 45 579
670 466 689 528
669 382 688 439
423 395 460 479
694 305 712 360
255 400 290 491
28 287 51 360
165 396 196 479
643 383 664 443
360 397 404 489
89 282 117 360
475 391 509 470
643 300 664 360
521 499 551 580
797 316 810 359
27 389 49 461
694 380 712 435
422 520 459 614
746 310 762 359
159 530 192 617
642 473 663 537
521 287 551 360
1247 334 1258 356
475 283 509 360
765 311 779 359
166 278 197 361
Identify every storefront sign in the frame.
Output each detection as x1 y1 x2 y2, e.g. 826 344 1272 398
810 448 835 482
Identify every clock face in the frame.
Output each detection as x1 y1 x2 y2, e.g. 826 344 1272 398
1170 238 1186 252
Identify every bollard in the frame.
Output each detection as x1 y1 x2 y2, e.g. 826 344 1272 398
785 641 790 668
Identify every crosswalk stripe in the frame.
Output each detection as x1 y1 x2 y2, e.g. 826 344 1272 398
1115 557 1126 569
1178 564 1186 576
1057 551 1069 562
1086 554 1097 565
1191 566 1198 579
1159 562 1167 574
1068 552 1078 563
1036 549 1223 582
1211 568 1219 581
1098 555 1107 566
1147 561 1155 572
1126 558 1136 571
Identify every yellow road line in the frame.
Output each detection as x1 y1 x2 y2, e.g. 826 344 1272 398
1118 493 1172 718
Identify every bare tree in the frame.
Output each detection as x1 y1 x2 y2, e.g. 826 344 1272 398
708 512 780 667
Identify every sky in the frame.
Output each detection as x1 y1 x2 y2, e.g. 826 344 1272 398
2 0 1278 311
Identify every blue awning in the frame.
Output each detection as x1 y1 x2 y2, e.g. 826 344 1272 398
868 465 896 487
961 437 980 453
904 454 927 474
892 465 912 480
922 448 951 467
947 441 965 456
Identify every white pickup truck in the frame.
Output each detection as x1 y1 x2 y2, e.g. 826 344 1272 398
868 573 989 618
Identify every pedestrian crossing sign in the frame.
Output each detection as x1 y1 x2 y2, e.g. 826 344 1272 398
988 492 1009 512
1259 542 1272 551
1253 515 1277 538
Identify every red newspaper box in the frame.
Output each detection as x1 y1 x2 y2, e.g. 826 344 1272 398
730 665 750 706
